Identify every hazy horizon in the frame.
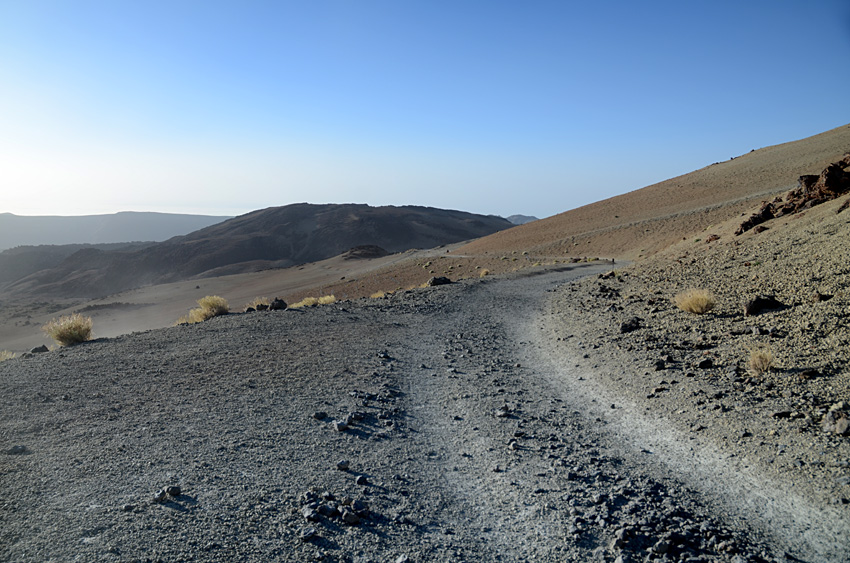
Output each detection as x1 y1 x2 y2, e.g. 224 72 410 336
2 1 848 220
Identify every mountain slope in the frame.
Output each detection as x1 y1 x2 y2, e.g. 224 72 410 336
3 204 513 298
460 123 850 259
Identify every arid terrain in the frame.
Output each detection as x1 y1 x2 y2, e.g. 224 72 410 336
1 124 850 561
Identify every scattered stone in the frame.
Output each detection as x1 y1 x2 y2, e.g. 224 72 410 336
336 460 350 471
697 358 714 369
772 410 793 419
333 420 349 432
121 504 136 512
619 317 642 333
395 556 410 563
269 297 287 311
812 292 834 302
654 359 666 371
743 295 784 316
355 475 368 486
6 445 28 455
165 485 182 497
426 276 452 286
152 489 168 503
29 345 49 354
299 527 318 541
317 503 338 517
312 411 327 420
302 506 320 522
341 509 361 525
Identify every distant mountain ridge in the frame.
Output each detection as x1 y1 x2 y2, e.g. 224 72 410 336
2 203 514 298
0 211 232 251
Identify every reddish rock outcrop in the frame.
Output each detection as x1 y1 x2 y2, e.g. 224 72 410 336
736 153 850 235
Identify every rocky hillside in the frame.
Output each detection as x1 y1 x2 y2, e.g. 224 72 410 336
2 204 514 298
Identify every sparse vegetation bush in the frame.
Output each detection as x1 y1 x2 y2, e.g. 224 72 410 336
370 291 387 299
479 269 490 278
318 295 336 305
42 313 93 346
290 294 337 308
674 289 716 314
290 297 319 308
748 345 775 376
0 350 17 362
177 295 230 324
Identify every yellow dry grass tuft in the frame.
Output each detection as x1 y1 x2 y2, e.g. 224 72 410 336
748 345 775 376
42 313 93 346
674 289 716 314
479 268 490 278
370 291 388 299
177 295 230 324
289 296 320 309
318 294 336 305
0 350 17 362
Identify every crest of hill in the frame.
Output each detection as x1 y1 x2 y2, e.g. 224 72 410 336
3 203 513 298
460 123 850 260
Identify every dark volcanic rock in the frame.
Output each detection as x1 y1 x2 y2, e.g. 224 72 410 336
736 154 850 235
743 295 784 316
426 276 452 287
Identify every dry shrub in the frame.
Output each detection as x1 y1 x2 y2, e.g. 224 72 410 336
43 313 93 346
748 345 774 376
370 291 387 299
289 296 319 309
177 295 230 324
479 268 490 278
0 350 17 362
674 289 716 314
318 294 336 305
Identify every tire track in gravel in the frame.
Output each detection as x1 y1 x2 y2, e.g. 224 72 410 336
393 264 783 562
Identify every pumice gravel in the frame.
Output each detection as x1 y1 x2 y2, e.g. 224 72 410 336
1 263 845 562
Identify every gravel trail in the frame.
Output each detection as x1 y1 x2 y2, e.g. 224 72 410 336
1 264 840 562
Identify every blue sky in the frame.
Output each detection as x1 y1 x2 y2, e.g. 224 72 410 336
1 1 848 219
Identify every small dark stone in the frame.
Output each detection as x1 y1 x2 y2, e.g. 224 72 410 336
121 504 136 512
341 509 361 525
654 359 666 371
355 475 368 486
772 410 793 419
312 411 327 420
269 298 287 311
299 527 318 541
6 445 28 455
333 420 349 432
165 486 182 497
620 317 642 333
426 276 452 286
336 460 350 471
302 506 320 522
743 295 784 316
29 345 49 354
153 490 168 503
697 358 714 369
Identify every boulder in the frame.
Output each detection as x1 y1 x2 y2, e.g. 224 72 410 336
743 295 784 316
426 276 452 286
269 297 287 310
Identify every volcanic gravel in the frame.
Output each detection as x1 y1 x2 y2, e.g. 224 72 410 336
1 259 846 561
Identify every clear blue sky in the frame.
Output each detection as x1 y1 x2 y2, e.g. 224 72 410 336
1 0 848 219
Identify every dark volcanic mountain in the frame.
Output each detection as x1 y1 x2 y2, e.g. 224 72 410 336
3 204 514 298
0 211 231 251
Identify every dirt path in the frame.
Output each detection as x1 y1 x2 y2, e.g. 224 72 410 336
1 265 843 562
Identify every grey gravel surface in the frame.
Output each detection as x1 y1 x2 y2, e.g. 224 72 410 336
1 261 844 562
